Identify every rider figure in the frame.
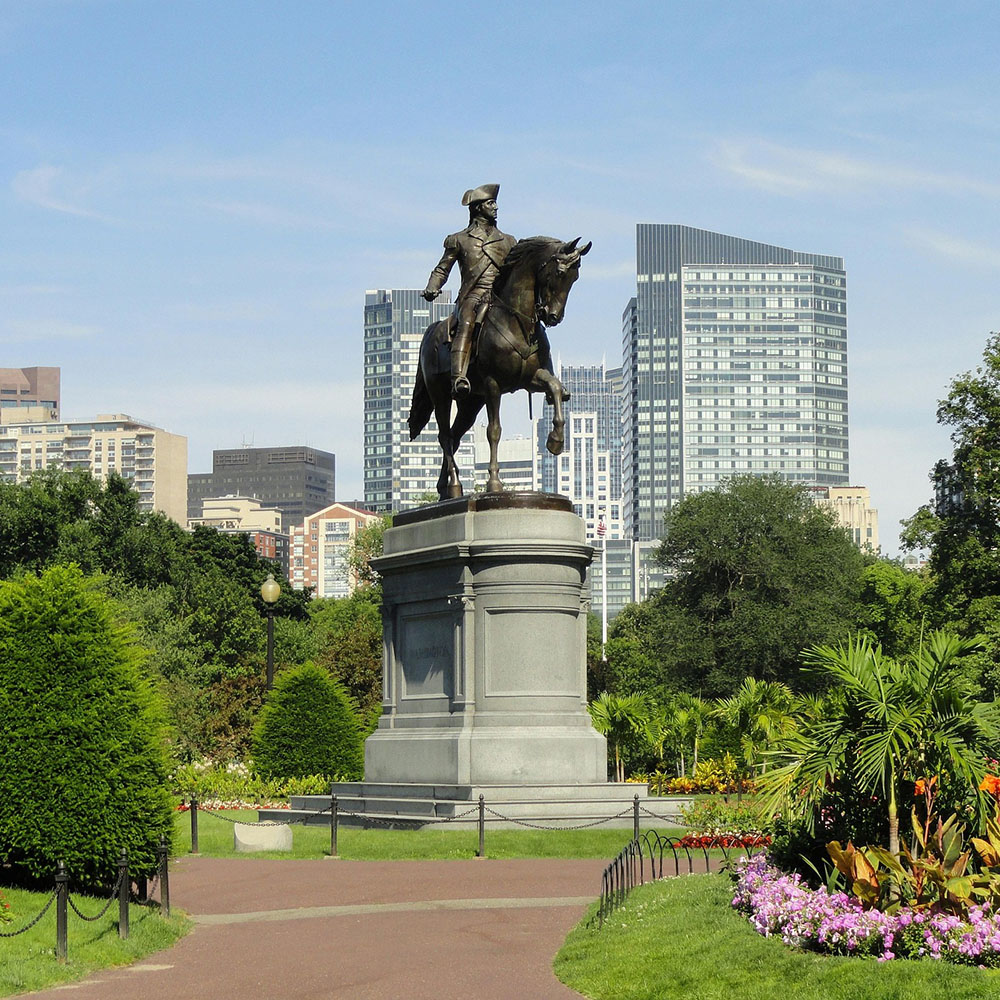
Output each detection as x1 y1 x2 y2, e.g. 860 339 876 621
422 184 516 399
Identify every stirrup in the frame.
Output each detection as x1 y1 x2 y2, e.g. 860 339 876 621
452 375 471 399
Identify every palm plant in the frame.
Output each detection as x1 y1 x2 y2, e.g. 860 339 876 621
714 677 797 779
673 694 713 775
588 691 650 782
761 631 1000 854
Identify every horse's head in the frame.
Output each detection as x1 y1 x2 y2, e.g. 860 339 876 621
535 238 592 327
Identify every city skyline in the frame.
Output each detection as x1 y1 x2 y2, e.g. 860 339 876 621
3 3 998 553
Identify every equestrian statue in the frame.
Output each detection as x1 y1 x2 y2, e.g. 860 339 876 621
411 184 591 500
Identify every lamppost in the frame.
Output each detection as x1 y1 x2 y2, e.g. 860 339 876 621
260 573 280 690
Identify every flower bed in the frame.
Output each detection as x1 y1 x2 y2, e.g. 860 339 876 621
732 854 1000 966
176 799 291 811
679 833 770 850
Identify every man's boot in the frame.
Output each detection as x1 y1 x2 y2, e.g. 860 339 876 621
451 327 472 398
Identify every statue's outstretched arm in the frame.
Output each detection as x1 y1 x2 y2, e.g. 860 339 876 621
423 236 459 300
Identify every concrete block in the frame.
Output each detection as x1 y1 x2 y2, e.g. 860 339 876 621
233 821 293 852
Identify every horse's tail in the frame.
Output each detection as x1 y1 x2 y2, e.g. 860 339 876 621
408 364 433 440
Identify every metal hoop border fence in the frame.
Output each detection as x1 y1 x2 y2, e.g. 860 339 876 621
0 838 172 961
597 831 769 928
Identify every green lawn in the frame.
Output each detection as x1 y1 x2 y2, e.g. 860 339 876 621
0 886 189 998
554 873 1000 1000
174 808 684 859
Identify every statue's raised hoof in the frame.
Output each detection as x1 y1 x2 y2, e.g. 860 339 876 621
546 432 564 456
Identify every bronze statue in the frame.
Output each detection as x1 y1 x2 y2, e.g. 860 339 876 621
410 229 591 500
422 184 517 399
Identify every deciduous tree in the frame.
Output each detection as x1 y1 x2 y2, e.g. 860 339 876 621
649 475 868 695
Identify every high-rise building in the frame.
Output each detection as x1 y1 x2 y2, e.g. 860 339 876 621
623 224 849 547
187 495 291 575
471 426 535 492
0 366 60 418
288 502 380 597
363 289 474 510
807 485 879 553
0 411 187 523
188 446 335 532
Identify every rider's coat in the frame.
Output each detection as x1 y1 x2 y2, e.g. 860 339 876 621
424 222 517 307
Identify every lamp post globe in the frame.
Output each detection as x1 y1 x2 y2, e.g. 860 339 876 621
260 574 280 689
261 574 281 605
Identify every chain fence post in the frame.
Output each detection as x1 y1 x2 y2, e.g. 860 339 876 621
55 861 68 962
190 797 199 854
118 849 129 939
633 794 640 841
158 837 170 918
476 794 485 858
330 787 339 859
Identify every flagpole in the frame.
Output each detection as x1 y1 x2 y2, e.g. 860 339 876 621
599 513 608 662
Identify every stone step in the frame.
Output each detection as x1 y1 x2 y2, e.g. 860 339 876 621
257 785 691 831
289 782 687 803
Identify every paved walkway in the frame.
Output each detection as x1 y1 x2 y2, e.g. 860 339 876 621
30 856 611 999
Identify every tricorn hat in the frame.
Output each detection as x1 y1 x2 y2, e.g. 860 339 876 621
462 183 500 206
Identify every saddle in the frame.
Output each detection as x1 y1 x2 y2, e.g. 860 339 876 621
441 299 491 342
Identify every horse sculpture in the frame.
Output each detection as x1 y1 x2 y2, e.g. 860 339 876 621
408 236 591 500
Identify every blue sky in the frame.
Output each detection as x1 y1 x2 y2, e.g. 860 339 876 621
2 1 998 552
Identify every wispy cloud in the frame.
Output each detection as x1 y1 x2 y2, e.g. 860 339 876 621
905 228 1000 269
711 139 1000 200
0 319 100 343
201 199 339 231
10 164 113 220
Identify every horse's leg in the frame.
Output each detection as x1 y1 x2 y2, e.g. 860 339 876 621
442 396 484 496
483 377 504 493
531 369 568 455
434 396 462 499
450 396 485 478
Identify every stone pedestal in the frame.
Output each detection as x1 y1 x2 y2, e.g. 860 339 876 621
364 493 607 787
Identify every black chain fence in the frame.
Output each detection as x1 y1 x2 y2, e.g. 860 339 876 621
185 791 684 859
0 838 172 960
0 890 56 939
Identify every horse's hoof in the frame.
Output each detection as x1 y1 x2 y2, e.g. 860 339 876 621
546 433 564 455
448 484 463 499
486 479 503 494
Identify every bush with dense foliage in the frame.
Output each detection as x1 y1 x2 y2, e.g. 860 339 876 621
680 797 768 838
0 566 173 888
252 662 364 780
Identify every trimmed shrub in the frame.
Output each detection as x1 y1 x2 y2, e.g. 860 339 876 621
0 566 173 888
252 662 364 780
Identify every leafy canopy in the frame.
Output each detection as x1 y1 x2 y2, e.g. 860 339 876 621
645 475 868 695
902 331 1000 694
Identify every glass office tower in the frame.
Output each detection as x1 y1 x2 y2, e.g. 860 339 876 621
363 289 475 510
623 224 849 545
